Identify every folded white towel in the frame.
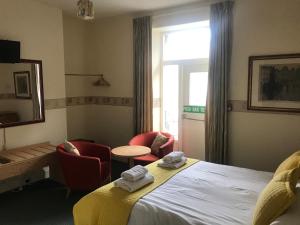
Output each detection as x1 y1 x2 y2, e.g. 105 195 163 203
121 165 148 182
163 151 184 163
114 173 154 192
158 157 187 169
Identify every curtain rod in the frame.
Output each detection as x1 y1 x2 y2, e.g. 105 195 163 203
134 0 228 19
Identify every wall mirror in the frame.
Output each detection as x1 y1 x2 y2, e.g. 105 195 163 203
0 59 44 128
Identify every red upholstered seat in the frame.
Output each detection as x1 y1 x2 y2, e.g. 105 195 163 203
133 154 159 166
129 131 174 166
56 141 111 191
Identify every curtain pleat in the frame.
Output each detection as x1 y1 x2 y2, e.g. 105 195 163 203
133 16 153 134
205 1 234 164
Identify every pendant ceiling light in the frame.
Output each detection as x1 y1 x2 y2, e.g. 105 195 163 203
77 0 95 20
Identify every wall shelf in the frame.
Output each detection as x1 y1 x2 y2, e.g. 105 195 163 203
0 142 63 183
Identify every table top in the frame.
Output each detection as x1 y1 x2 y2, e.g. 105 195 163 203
111 145 151 158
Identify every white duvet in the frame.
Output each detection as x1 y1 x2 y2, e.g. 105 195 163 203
128 161 273 225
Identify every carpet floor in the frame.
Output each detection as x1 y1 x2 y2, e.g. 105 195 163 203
0 160 128 225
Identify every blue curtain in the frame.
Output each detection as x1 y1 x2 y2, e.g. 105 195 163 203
205 1 234 164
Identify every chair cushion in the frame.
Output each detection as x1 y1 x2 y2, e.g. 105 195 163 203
274 151 300 177
252 168 300 225
64 141 80 156
134 154 159 166
150 133 169 156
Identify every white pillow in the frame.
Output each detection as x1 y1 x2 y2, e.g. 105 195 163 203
64 141 80 156
271 185 300 225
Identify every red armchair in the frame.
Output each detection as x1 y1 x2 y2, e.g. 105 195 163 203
129 131 174 166
56 141 111 192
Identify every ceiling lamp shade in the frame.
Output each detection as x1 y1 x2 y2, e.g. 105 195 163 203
77 0 94 20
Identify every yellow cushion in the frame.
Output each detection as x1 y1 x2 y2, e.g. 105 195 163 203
274 151 300 177
252 168 299 225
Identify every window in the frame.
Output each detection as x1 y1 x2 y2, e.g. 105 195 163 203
189 72 208 106
163 21 210 61
154 20 210 141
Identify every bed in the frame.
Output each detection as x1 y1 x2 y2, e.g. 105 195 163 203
128 161 272 225
74 161 300 225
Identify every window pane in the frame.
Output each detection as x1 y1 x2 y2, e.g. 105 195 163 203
189 72 208 106
163 65 179 139
163 23 210 61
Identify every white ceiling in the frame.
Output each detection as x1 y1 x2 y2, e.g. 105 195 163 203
38 0 203 19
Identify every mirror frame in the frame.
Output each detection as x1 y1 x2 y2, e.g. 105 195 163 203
0 59 45 128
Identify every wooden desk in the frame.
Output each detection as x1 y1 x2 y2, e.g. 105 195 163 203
112 145 151 168
0 142 63 183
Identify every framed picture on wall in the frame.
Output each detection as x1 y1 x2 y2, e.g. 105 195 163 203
13 71 32 99
247 53 300 113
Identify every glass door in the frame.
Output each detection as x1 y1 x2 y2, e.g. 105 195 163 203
162 62 208 159
179 63 208 159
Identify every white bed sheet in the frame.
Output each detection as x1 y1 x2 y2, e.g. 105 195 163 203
128 161 273 225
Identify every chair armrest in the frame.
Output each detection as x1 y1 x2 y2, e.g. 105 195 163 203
160 138 174 150
129 132 157 147
129 134 148 146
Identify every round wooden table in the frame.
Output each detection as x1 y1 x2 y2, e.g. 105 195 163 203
111 145 151 168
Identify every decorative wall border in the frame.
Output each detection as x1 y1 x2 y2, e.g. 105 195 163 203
44 96 133 110
45 98 67 110
228 100 300 116
151 99 300 116
25 97 300 115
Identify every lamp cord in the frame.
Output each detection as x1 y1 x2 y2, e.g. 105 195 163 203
3 127 6 151
0 123 6 151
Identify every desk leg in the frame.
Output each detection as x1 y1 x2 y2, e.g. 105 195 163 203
128 158 135 168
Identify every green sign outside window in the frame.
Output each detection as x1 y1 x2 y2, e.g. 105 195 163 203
183 105 206 114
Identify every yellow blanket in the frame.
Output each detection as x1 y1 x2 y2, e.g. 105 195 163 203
73 158 198 225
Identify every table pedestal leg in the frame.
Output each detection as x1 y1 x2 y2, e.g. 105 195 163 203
128 158 134 168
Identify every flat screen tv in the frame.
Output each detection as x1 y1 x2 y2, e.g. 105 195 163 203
0 40 20 63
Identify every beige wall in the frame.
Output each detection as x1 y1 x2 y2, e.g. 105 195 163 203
63 15 92 76
87 15 134 147
88 16 134 97
63 15 92 140
63 0 300 172
228 0 300 172
0 0 67 149
63 15 134 147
